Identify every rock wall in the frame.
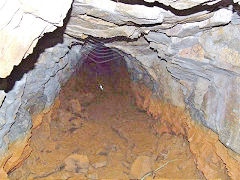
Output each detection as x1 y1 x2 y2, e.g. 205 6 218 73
0 0 73 78
0 32 83 168
0 0 240 177
0 32 154 176
144 24 240 153
131 82 240 179
66 0 240 153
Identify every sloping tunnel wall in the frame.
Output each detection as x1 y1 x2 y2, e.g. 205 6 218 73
0 0 240 178
0 31 155 153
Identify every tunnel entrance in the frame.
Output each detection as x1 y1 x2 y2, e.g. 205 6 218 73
8 42 205 179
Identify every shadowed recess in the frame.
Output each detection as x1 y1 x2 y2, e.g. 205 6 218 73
112 0 235 15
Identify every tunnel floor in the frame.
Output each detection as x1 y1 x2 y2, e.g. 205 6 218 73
9 59 204 179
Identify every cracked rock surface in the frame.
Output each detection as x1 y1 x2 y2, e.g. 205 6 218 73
0 0 240 178
8 68 204 179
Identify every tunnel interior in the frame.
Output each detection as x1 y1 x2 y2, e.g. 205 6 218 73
0 18 237 180
0 0 240 179
78 38 130 93
5 33 205 179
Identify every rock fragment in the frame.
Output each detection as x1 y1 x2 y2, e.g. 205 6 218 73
130 155 152 179
64 154 89 174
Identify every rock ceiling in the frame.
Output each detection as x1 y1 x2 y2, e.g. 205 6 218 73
1 0 239 78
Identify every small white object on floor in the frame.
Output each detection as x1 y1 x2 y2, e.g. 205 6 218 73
99 84 104 91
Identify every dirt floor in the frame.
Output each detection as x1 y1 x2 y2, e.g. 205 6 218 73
9 60 204 179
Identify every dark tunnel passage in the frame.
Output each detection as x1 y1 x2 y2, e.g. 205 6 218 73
79 41 130 93
7 35 205 179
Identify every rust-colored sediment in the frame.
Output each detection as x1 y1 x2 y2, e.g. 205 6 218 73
0 132 32 179
8 78 203 179
131 82 240 179
1 63 240 179
0 106 57 179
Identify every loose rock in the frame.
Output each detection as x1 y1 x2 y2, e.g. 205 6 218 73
91 156 108 169
64 154 89 174
130 156 152 179
69 99 82 113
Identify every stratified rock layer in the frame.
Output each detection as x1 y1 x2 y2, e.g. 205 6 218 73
0 0 73 78
0 0 240 178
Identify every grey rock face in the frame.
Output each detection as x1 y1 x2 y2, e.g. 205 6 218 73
164 44 240 153
0 32 156 155
0 0 73 78
93 3 240 153
8 107 32 143
144 0 227 10
0 35 83 154
0 75 26 153
0 91 6 107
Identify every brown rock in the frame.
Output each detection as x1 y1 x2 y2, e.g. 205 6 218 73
88 173 98 179
130 156 152 179
69 99 82 113
64 154 89 174
0 168 8 180
92 161 107 169
91 156 107 169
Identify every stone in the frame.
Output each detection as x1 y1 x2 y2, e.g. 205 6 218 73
7 107 32 143
234 0 240 5
0 14 54 78
0 91 6 107
199 24 240 68
0 0 72 78
64 154 89 174
20 0 73 25
130 156 152 179
91 156 108 169
92 161 107 169
44 78 61 108
178 44 205 62
87 173 98 180
202 9 232 28
65 15 141 39
73 0 167 25
69 99 82 113
0 0 240 178
0 168 8 180
144 0 224 9
96 148 109 156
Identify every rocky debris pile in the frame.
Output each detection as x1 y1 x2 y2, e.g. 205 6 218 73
8 74 205 179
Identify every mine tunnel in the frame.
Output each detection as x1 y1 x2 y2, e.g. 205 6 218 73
0 0 240 179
